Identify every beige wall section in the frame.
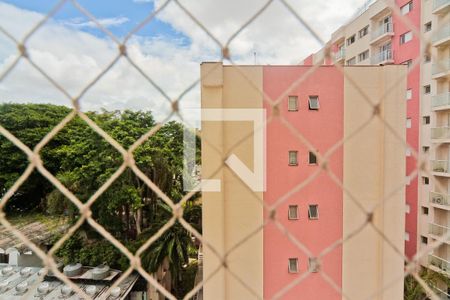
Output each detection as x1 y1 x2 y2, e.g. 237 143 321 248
343 66 407 300
201 63 264 300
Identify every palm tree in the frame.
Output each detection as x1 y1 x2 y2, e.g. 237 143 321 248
404 268 450 300
140 200 201 298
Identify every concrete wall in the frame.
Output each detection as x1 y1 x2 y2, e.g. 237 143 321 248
342 65 407 300
201 62 264 300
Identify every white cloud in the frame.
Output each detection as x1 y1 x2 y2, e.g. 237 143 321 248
0 0 369 125
63 17 130 29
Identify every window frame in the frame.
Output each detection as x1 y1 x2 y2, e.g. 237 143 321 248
288 258 299 273
289 151 298 166
423 116 430 125
346 35 356 46
347 57 356 65
308 204 319 220
422 177 429 185
288 95 298 111
288 205 299 220
308 96 320 110
406 89 412 100
424 22 432 32
358 25 369 38
358 50 369 62
400 31 413 45
308 151 318 165
424 85 431 94
400 1 413 15
308 257 319 273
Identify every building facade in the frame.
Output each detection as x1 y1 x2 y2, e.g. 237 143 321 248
201 62 407 299
303 0 450 296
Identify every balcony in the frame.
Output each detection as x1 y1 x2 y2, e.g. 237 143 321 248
370 50 394 65
431 127 450 143
430 192 450 209
432 93 450 111
370 22 394 45
432 59 450 79
433 0 450 14
429 223 450 242
429 254 450 275
334 48 345 63
433 23 450 47
431 160 450 177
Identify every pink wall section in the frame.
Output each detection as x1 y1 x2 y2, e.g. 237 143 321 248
302 55 313 66
263 66 344 299
393 0 421 259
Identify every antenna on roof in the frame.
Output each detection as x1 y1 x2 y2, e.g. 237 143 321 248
254 51 257 65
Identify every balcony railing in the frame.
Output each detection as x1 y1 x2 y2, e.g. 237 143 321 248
431 160 449 173
432 60 450 75
429 254 450 274
433 0 450 11
370 50 393 64
430 192 450 207
432 93 450 109
431 127 450 140
429 223 450 238
433 23 450 44
334 48 345 62
371 22 394 41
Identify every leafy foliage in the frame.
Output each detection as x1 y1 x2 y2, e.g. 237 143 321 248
0 103 202 297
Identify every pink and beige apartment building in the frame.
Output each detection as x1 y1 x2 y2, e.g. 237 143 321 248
201 62 407 299
303 0 450 293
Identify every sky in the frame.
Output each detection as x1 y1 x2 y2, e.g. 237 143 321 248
0 0 371 124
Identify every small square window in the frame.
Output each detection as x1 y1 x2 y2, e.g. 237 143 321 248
421 236 428 244
424 53 431 63
423 177 429 185
406 176 411 186
288 258 299 273
288 96 298 111
422 206 429 215
425 22 432 32
405 232 410 241
308 96 319 110
423 146 429 153
358 50 369 62
406 147 411 157
347 57 356 65
309 151 318 165
289 151 298 166
406 89 412 100
308 257 319 273
359 26 369 38
423 116 430 125
400 31 413 44
400 1 413 15
424 85 431 94
308 205 319 220
405 204 410 214
346 35 356 46
288 205 299 220
406 118 412 128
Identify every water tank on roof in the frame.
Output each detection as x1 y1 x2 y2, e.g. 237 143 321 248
20 267 32 277
86 285 97 296
61 285 73 297
1 266 13 276
15 281 28 293
0 281 9 293
110 286 121 298
63 263 82 277
37 282 50 295
92 264 110 280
